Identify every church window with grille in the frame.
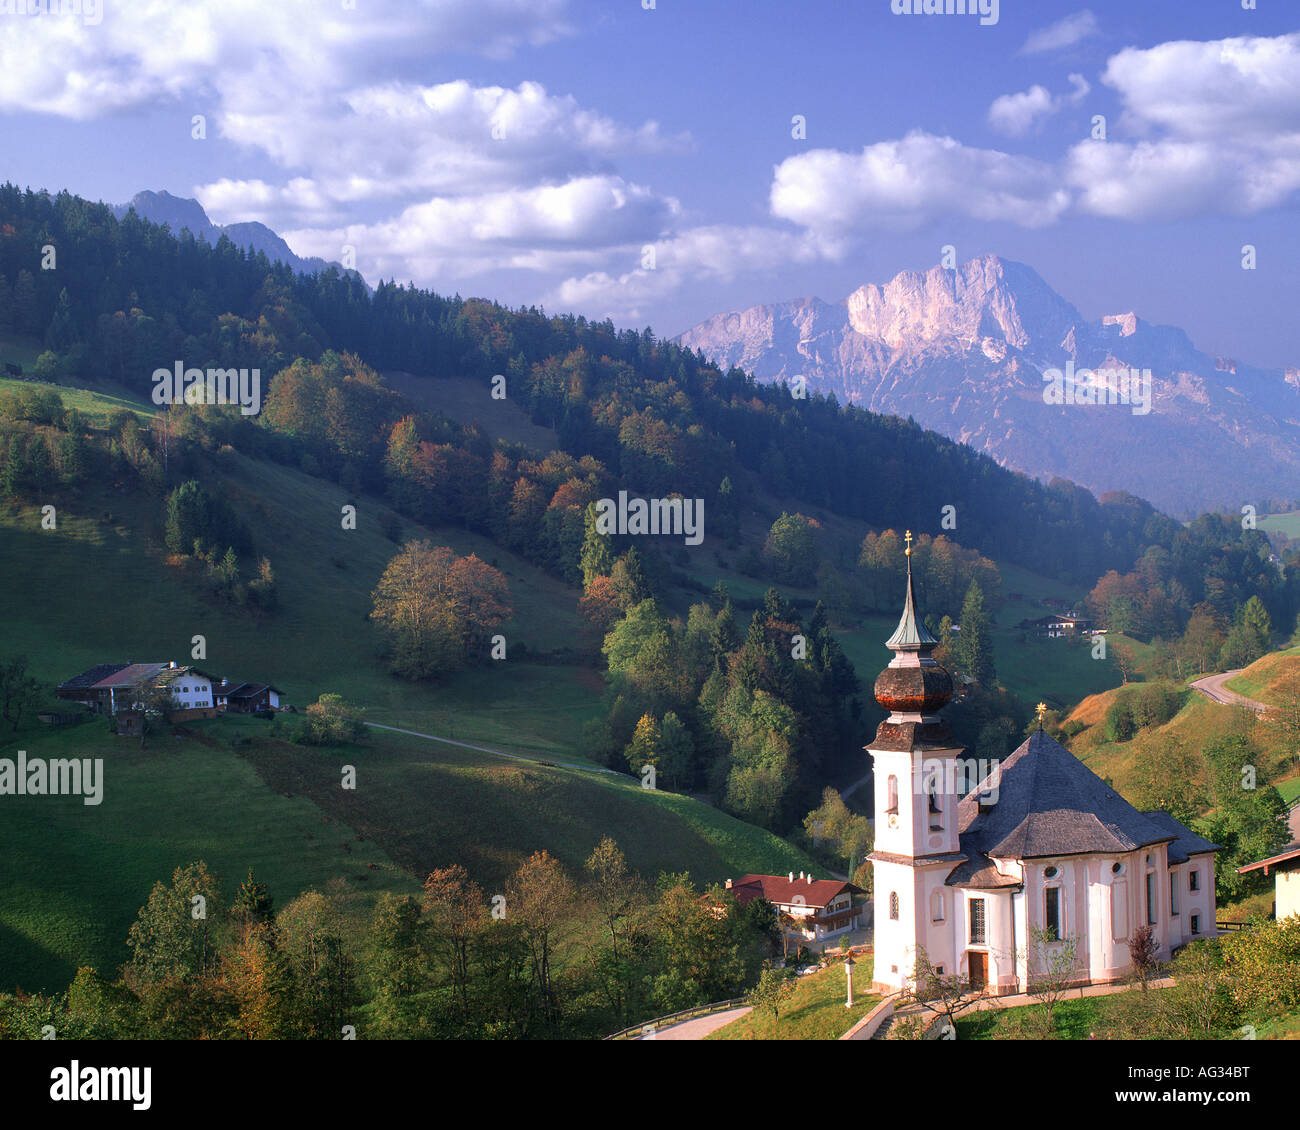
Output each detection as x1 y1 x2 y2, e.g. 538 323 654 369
969 898 986 944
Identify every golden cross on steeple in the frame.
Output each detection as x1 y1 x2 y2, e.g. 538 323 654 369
1036 702 1047 729
904 529 913 557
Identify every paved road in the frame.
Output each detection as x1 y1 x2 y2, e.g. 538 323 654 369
363 722 627 777
1189 671 1273 713
639 1007 752 1040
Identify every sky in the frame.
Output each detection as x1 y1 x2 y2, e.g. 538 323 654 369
1 0 1297 367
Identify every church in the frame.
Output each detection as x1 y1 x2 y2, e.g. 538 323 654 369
868 535 1219 996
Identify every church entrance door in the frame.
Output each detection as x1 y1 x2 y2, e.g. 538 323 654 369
968 951 987 990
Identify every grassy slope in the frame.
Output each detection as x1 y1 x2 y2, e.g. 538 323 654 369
0 441 820 993
707 960 879 1040
1224 646 1300 704
0 717 414 995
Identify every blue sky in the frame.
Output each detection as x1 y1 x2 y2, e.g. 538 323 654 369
1 0 1297 366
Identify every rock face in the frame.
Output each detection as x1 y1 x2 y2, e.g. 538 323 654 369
112 190 361 284
677 255 1300 516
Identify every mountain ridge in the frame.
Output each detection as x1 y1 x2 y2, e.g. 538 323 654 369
677 254 1300 515
111 189 362 285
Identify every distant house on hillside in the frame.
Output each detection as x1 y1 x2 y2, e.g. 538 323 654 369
724 872 864 940
57 662 284 718
214 682 283 713
1017 613 1094 639
1238 843 1300 921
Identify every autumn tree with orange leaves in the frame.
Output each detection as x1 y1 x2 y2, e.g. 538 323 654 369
371 540 512 679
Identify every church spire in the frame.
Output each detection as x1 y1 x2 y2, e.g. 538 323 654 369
885 530 939 651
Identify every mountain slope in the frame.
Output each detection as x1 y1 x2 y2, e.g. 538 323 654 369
678 255 1300 515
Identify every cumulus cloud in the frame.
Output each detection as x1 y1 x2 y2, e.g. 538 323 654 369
1067 34 1300 219
770 132 1071 235
1020 10 1099 56
988 74 1090 135
0 0 575 118
197 80 690 230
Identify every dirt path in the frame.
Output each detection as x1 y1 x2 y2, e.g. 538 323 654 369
363 721 627 777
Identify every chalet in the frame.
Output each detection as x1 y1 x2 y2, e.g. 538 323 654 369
58 662 284 718
724 873 865 940
1237 843 1300 921
1017 613 1094 639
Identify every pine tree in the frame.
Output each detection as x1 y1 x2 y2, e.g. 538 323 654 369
579 500 614 588
957 580 995 685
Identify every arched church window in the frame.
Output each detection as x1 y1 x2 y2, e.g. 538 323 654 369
889 892 899 920
886 775 899 814
928 779 942 830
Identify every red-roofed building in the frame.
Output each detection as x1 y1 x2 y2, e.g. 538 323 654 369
725 872 864 940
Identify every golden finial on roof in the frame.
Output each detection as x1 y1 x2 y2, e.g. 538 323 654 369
1036 702 1047 729
904 529 913 557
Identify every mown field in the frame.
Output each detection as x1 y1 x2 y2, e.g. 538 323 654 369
0 711 818 996
0 717 413 996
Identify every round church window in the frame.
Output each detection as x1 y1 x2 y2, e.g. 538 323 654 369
1112 862 1123 875
1044 866 1058 879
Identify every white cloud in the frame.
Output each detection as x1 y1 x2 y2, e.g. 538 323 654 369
1067 34 1300 220
0 0 575 118
280 175 681 287
988 74 1090 136
770 132 1071 235
197 80 690 229
1020 10 1099 56
545 224 830 323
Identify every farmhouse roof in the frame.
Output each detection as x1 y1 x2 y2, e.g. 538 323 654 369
90 662 169 689
727 874 859 910
957 730 1184 860
57 663 130 690
1237 842 1300 876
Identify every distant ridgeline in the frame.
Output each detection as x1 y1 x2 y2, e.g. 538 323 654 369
0 183 1294 629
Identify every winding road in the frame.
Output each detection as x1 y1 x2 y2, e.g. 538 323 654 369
1189 671 1273 714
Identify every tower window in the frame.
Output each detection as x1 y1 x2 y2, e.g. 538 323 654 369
886 775 899 815
1189 869 1200 892
931 890 945 922
889 892 899 920
928 780 942 830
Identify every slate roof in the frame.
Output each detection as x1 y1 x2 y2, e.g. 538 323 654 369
1142 810 1220 863
56 663 129 690
956 729 1183 861
90 662 168 689
945 852 1023 890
